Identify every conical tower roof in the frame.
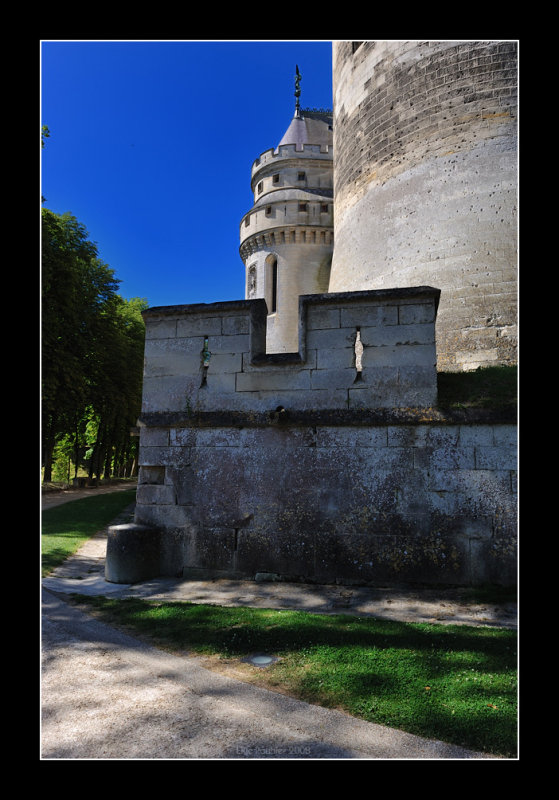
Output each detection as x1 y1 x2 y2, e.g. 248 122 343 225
277 114 309 148
277 109 333 149
277 66 332 149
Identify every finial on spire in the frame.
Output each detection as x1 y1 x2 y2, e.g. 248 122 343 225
294 64 302 117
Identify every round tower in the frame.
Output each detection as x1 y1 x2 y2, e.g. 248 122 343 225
240 69 334 353
328 41 518 371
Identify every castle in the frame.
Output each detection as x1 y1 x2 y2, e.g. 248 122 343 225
106 42 518 589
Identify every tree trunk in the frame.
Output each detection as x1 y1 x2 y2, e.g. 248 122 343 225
73 417 81 480
42 444 54 483
42 413 58 483
89 420 105 482
103 445 113 480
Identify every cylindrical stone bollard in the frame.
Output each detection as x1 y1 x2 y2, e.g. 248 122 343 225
105 523 161 584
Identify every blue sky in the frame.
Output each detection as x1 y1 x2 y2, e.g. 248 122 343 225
41 40 334 308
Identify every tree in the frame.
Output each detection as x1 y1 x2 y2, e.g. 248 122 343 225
85 295 147 481
41 208 146 481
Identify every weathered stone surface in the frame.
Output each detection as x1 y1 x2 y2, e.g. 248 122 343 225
105 524 161 584
133 415 517 586
131 290 516 588
329 41 518 372
140 289 440 415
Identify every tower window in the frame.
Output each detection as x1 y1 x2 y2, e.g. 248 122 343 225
247 265 257 297
270 258 278 313
297 172 306 181
273 173 279 183
321 204 329 213
298 202 308 212
257 181 263 193
266 206 272 216
244 216 250 227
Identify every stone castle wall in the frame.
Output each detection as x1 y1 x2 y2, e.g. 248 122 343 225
139 287 440 415
328 41 518 372
239 239 335 354
125 288 517 588
135 417 516 587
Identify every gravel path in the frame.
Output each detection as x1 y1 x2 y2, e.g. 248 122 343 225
41 483 511 760
42 481 136 510
41 588 495 760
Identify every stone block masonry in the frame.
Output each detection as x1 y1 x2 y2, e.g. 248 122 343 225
135 419 516 587
329 41 518 372
123 286 517 588
140 286 440 416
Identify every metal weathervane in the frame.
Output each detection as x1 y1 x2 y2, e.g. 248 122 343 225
295 65 302 115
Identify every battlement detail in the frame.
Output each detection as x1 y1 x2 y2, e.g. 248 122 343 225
140 287 440 418
239 227 334 260
252 144 332 176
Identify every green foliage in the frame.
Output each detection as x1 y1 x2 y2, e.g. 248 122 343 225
50 435 75 482
76 595 518 757
41 207 148 481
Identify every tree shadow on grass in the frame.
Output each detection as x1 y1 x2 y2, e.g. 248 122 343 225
74 596 517 756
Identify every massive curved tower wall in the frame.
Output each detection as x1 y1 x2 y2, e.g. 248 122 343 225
328 41 518 371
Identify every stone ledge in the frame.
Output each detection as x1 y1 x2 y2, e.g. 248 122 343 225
142 298 262 319
142 287 441 320
138 405 516 430
300 286 441 311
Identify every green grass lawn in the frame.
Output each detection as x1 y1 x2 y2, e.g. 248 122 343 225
71 594 518 758
437 365 517 410
41 489 136 576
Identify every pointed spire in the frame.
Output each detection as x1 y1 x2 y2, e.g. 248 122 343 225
294 64 302 118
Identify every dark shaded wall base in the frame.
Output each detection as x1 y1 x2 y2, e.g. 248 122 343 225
133 412 517 588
